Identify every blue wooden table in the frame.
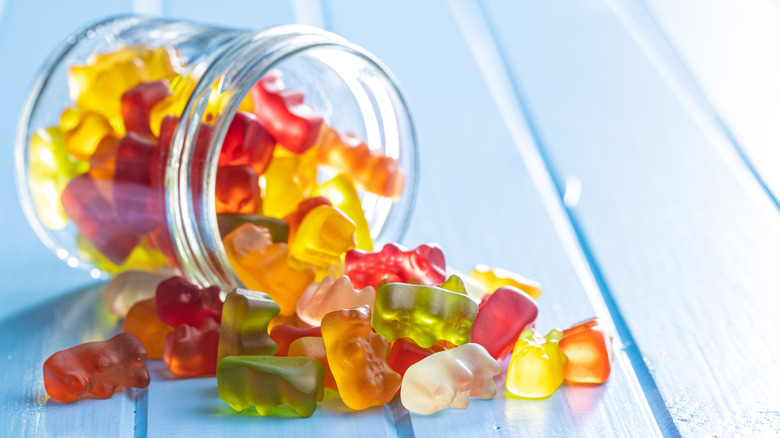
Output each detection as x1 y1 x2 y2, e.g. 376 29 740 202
2 1 779 436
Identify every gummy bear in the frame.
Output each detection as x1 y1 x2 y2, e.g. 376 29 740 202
311 174 373 251
290 205 356 267
222 223 314 316
217 288 280 364
155 276 222 328
61 173 139 265
217 355 324 418
321 305 401 410
471 286 538 360
103 270 168 317
288 336 337 391
249 70 323 154
387 337 448 378
27 127 88 230
506 328 567 398
43 333 150 402
163 317 221 377
345 243 447 289
261 146 319 218
121 80 170 137
317 127 404 199
269 324 321 357
216 213 289 243
373 282 479 348
283 196 332 245
559 318 613 384
219 111 276 175
295 275 375 327
469 264 542 300
123 298 173 359
60 106 118 161
400 343 500 414
215 165 260 214
113 133 158 235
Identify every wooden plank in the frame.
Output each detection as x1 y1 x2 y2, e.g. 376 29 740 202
480 0 780 435
638 0 780 208
323 1 661 436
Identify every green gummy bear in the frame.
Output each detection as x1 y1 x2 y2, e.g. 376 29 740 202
372 282 479 348
438 275 468 294
217 355 325 418
217 288 280 365
216 213 289 243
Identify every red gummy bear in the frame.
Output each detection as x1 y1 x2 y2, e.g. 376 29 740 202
43 333 150 402
113 133 158 236
269 325 322 357
163 317 220 377
219 111 276 175
471 286 538 360
387 338 448 378
155 276 222 328
215 165 260 214
61 173 139 265
250 70 323 154
345 243 447 289
121 80 170 137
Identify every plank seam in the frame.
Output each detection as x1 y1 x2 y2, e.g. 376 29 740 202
449 0 679 436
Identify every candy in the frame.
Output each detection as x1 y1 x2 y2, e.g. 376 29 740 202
121 80 170 137
290 205 356 266
471 286 538 360
400 343 500 414
469 264 542 300
311 174 373 251
61 173 139 265
222 223 313 316
216 213 289 243
372 282 479 348
214 165 260 214
506 328 567 399
283 196 332 245
163 317 221 377
217 355 324 418
559 318 613 384
219 111 276 175
103 270 168 317
113 133 158 235
321 306 401 410
217 288 280 364
438 274 468 294
27 127 87 230
270 325 322 357
249 70 323 154
318 127 404 199
288 336 337 391
261 147 319 218
123 298 173 359
295 275 375 327
345 243 447 290
387 338 448 378
43 333 150 402
60 106 118 161
155 276 222 328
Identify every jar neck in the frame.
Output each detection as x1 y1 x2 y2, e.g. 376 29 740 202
167 26 419 288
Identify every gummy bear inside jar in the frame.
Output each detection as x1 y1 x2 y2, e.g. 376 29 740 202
19 24 416 286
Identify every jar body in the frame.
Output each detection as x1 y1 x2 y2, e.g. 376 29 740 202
16 16 417 288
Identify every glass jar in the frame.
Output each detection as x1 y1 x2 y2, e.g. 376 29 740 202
15 15 418 289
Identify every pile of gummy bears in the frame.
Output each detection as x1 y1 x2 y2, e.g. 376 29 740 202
36 45 613 417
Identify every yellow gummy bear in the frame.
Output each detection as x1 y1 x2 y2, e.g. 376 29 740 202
469 264 542 300
261 147 319 218
312 174 373 251
69 45 183 133
27 127 88 229
290 205 356 267
506 328 567 399
77 235 171 275
60 106 118 161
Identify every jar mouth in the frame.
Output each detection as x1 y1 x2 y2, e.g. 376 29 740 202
170 25 419 289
